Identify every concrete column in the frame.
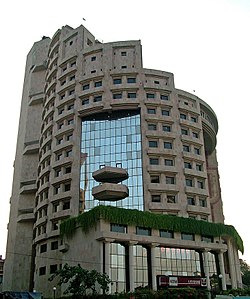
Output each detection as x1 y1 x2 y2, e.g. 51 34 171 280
218 250 227 290
103 238 114 294
233 244 242 288
203 249 211 290
150 243 159 291
104 241 111 278
227 240 237 289
128 242 137 292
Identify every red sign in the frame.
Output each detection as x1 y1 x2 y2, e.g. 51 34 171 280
157 275 207 288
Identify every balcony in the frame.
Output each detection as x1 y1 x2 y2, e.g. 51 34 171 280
92 166 128 183
92 183 129 201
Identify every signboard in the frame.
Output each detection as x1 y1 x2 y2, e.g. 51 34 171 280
157 275 207 289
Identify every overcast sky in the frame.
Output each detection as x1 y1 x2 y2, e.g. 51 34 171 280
1 0 250 263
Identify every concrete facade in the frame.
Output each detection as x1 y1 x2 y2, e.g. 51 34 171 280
3 25 242 297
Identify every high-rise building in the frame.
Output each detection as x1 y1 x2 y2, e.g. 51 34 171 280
3 25 243 296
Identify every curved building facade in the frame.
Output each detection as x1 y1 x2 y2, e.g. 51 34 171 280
3 25 242 296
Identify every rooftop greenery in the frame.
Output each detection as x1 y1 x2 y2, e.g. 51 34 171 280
60 205 243 253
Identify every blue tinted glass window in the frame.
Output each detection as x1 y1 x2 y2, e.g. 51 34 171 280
80 111 143 211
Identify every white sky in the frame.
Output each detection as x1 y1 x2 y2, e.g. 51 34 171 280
1 0 250 264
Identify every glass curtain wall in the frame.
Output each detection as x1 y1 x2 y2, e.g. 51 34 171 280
133 245 149 288
155 247 202 276
80 111 143 211
110 243 126 293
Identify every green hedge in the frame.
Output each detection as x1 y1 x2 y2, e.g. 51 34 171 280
60 205 243 253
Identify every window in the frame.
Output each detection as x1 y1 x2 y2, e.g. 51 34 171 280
127 78 136 83
181 233 195 241
186 178 193 187
160 230 174 238
60 94 65 100
191 116 197 123
199 197 207 207
113 78 122 84
201 216 208 221
121 51 127 56
54 185 60 194
63 200 70 210
68 119 74 125
184 162 192 169
83 83 90 90
66 133 73 141
53 202 59 213
39 267 46 276
146 93 155 99
167 195 176 203
180 113 187 120
52 222 59 231
64 183 71 191
150 175 160 183
57 137 63 145
121 65 127 69
82 99 89 105
113 93 122 99
183 145 190 152
70 61 76 67
163 125 171 132
94 81 102 87
196 163 202 171
151 194 161 202
128 92 137 99
197 180 205 189
162 109 170 116
68 103 74 110
91 56 96 61
65 166 72 174
164 141 172 149
94 95 102 102
50 265 57 274
160 94 169 101
192 131 199 138
166 176 175 184
69 75 75 81
66 149 72 157
181 128 188 135
56 153 62 161
148 123 157 130
58 108 64 115
154 80 160 84
40 244 47 253
194 147 201 155
51 241 58 250
149 158 159 165
110 223 127 233
136 227 151 236
165 159 174 166
201 236 213 243
149 140 158 148
187 196 195 205
147 108 156 114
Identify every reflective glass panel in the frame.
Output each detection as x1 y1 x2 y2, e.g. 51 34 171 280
80 111 143 211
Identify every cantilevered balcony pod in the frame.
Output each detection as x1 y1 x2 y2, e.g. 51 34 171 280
92 183 129 201
92 166 128 183
92 166 129 201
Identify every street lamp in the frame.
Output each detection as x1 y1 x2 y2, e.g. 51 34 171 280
53 286 56 299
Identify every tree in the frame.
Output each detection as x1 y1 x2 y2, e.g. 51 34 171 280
240 259 250 287
49 263 111 296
